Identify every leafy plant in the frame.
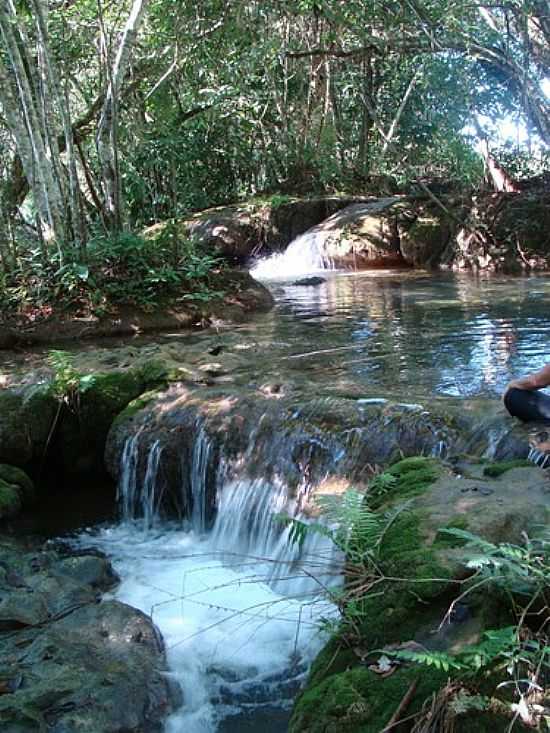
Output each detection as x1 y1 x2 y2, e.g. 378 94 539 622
280 489 409 566
440 527 550 610
47 350 82 406
388 529 550 730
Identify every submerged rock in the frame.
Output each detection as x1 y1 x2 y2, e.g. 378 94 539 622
292 276 327 286
0 539 179 732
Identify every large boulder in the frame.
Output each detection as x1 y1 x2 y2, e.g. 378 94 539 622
280 198 408 269
0 388 58 467
290 457 550 733
0 540 179 732
144 196 371 264
0 365 172 480
104 382 531 526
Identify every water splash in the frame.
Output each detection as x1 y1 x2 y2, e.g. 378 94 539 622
250 230 335 280
84 416 339 732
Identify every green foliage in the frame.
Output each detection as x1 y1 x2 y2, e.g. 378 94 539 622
385 626 520 673
268 194 293 209
385 529 550 729
441 527 550 611
482 459 532 477
47 350 82 404
280 489 410 566
0 229 222 317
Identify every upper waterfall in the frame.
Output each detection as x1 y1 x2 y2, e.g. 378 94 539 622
250 197 404 280
250 230 335 280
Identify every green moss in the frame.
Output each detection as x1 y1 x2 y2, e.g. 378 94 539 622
371 456 442 508
135 358 171 385
0 465 34 501
348 511 452 650
435 516 470 547
0 479 23 519
0 387 57 466
56 369 153 475
307 637 358 688
290 665 448 733
482 460 531 478
110 389 162 429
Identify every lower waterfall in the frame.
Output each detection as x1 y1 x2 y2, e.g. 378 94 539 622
78 426 339 732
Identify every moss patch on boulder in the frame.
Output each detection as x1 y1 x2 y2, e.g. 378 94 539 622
0 480 23 519
482 459 531 477
291 664 448 733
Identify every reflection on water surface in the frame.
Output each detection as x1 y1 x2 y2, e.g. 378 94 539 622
1 271 548 399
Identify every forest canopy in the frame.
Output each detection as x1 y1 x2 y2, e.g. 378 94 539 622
0 0 548 313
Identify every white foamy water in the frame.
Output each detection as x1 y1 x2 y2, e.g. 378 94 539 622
250 230 335 280
78 455 339 732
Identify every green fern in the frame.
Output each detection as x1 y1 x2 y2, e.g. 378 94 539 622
279 490 411 566
47 350 82 404
385 627 518 674
440 527 550 601
385 648 465 672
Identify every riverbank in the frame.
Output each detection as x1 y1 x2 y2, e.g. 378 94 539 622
0 270 273 349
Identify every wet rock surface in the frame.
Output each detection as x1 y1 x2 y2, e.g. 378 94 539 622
0 538 179 732
145 196 371 264
158 190 550 273
104 373 534 526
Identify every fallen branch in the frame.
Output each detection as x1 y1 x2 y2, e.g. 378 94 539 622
382 677 419 731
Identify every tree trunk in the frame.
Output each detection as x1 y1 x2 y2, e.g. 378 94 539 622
96 0 150 232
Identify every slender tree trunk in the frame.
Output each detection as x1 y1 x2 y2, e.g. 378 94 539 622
474 117 520 193
31 0 87 250
96 0 150 232
0 1 66 245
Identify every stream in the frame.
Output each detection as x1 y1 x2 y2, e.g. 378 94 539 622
3 269 550 732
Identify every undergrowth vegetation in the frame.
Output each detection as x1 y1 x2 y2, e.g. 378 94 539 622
0 224 223 320
285 462 549 731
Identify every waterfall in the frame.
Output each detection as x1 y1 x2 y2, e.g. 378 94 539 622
250 230 334 280
87 408 341 732
117 435 163 527
190 422 214 535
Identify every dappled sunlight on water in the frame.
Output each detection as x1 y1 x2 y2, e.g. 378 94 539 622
1 271 549 400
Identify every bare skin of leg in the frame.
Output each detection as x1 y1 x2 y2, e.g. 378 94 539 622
529 439 550 453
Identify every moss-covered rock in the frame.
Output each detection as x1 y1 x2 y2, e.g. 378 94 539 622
482 459 531 477
0 479 23 519
350 510 453 651
292 456 549 732
369 456 442 507
55 368 166 476
290 664 448 733
399 210 452 268
0 465 34 505
0 387 58 467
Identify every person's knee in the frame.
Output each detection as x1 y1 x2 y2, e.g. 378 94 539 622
504 387 523 416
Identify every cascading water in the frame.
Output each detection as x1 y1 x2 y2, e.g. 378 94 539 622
250 230 335 280
79 415 339 732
